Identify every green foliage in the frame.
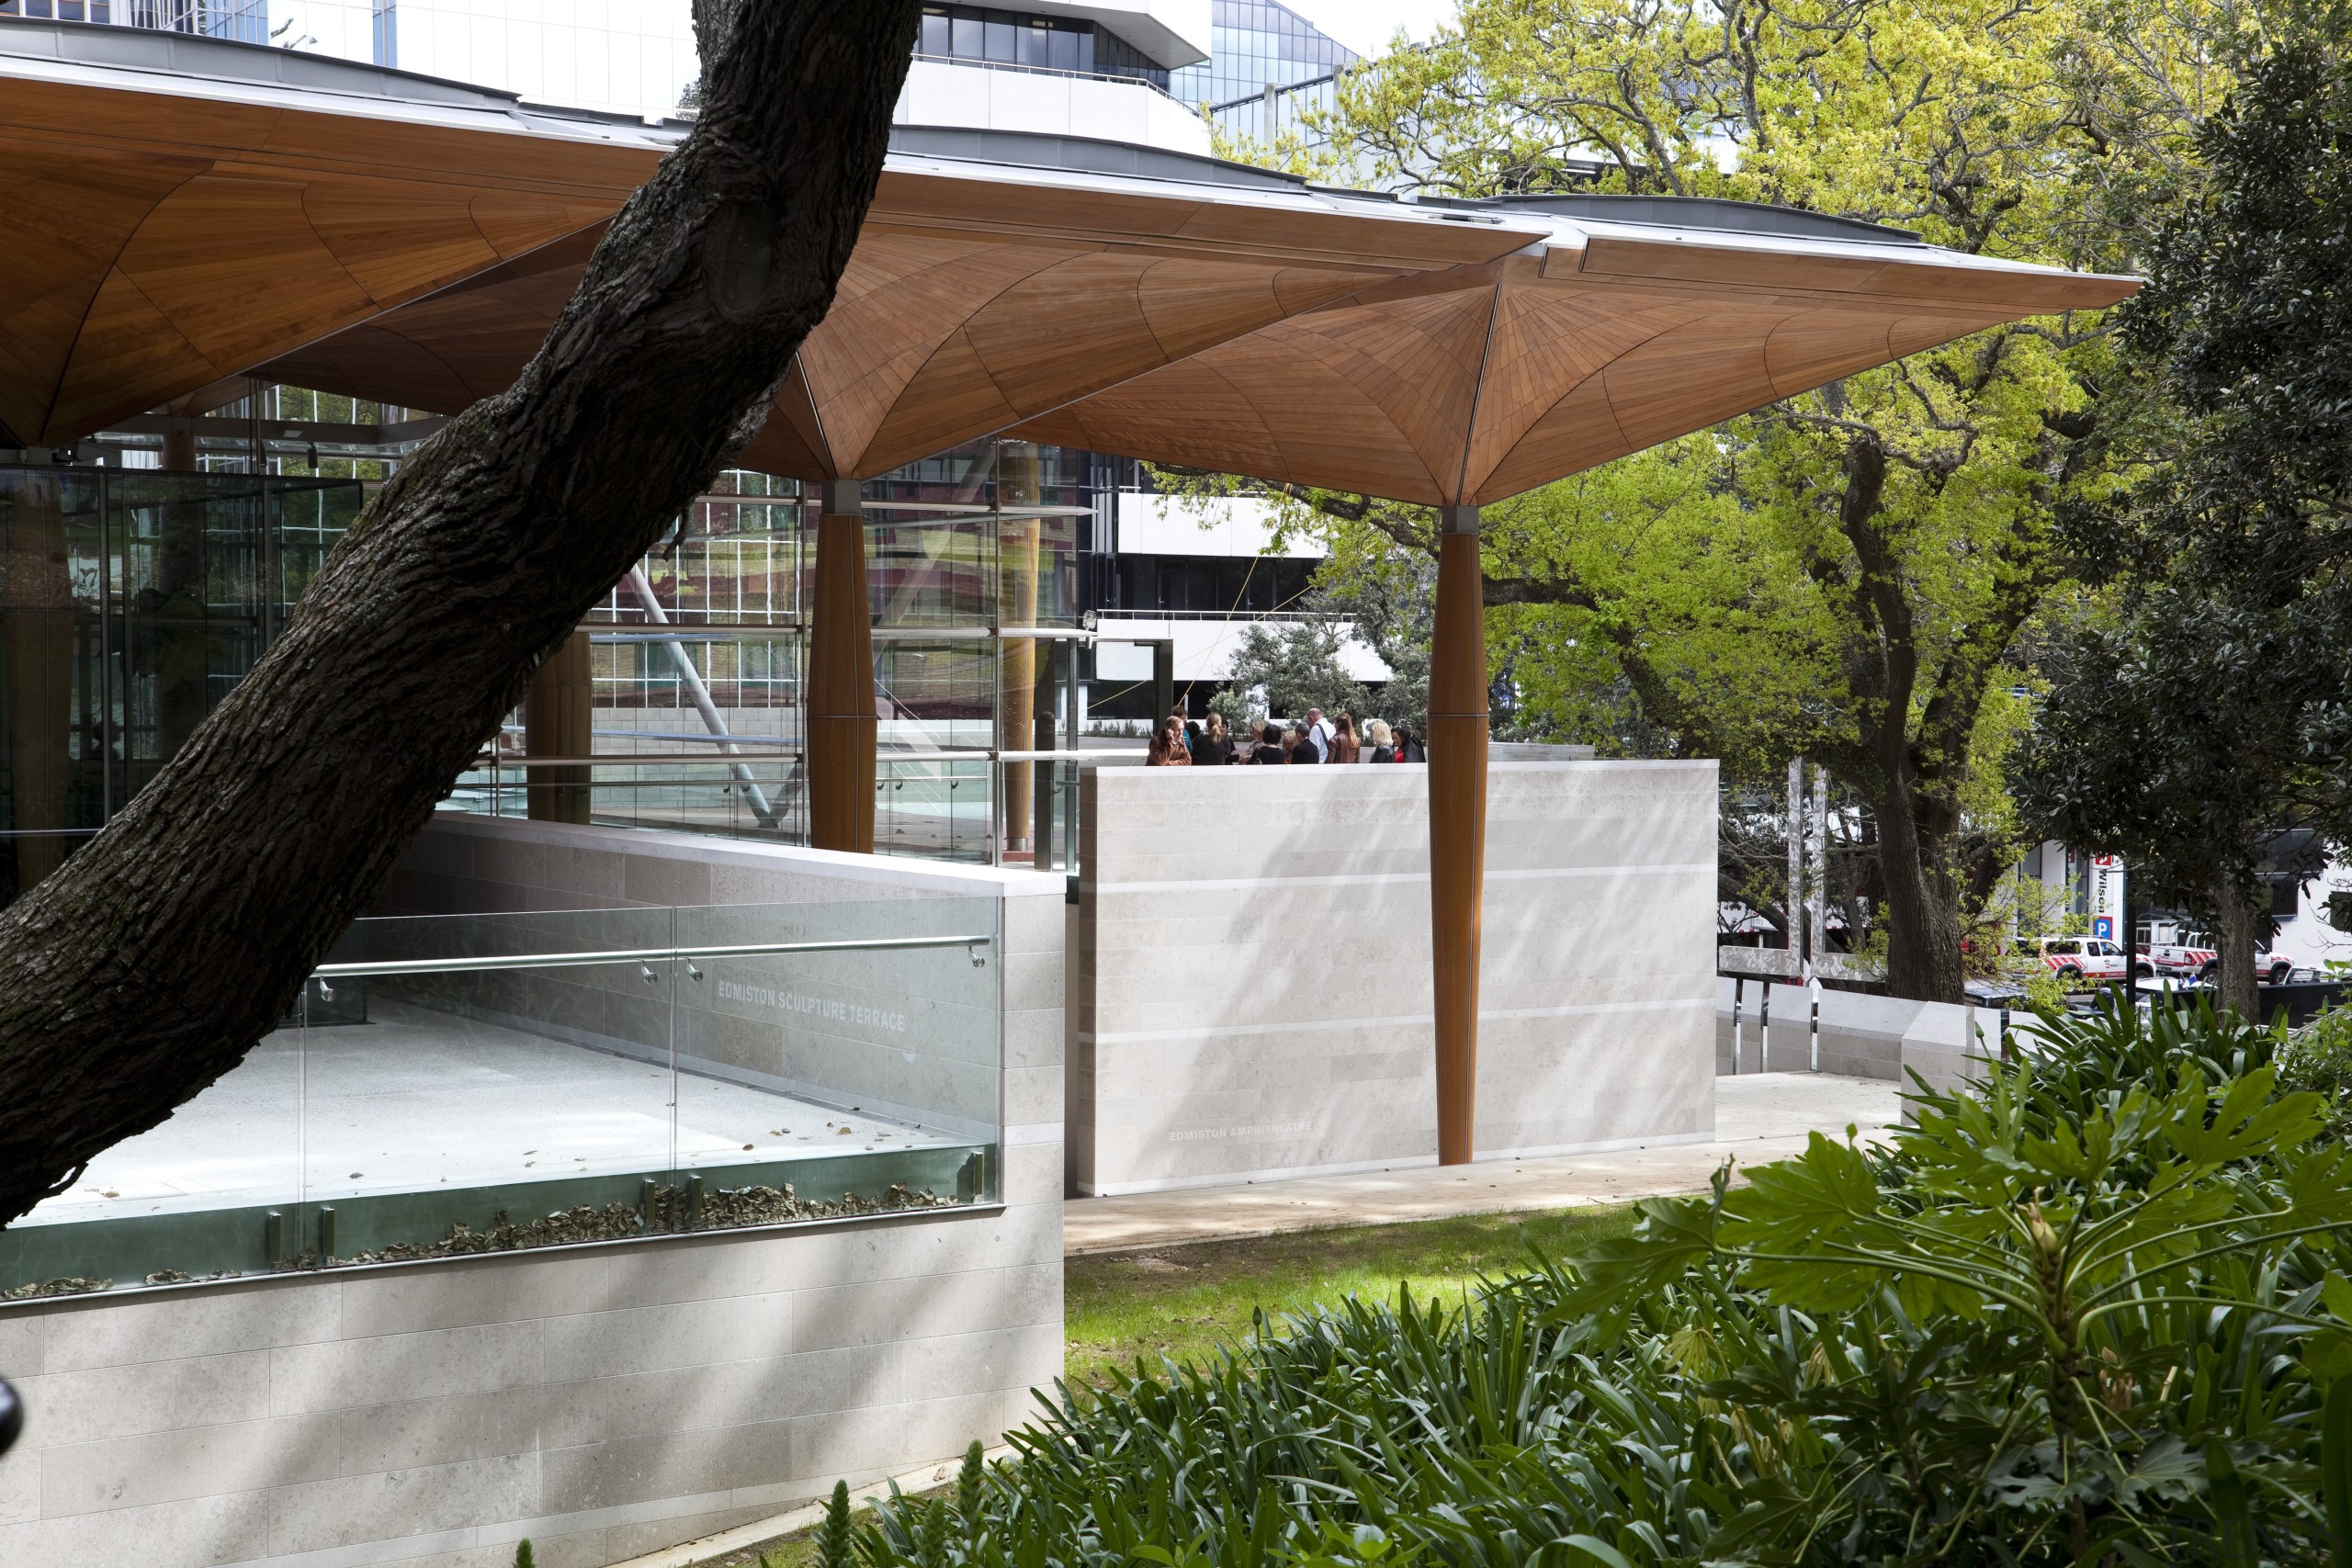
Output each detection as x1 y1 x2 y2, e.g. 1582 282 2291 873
1221 620 1368 726
2020 25 2352 1010
2287 1003 2352 1142
819 1478 854 1568
850 1001 2352 1567
512 1541 533 1568
1194 0 2259 1000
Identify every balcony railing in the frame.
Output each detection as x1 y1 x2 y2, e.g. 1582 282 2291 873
0 896 1002 1302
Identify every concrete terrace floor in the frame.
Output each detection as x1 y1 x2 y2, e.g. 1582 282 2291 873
1063 1072 1905 1255
21 998 966 1228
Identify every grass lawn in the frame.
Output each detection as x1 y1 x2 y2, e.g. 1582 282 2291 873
1064 1205 1638 1387
673 1205 1634 1567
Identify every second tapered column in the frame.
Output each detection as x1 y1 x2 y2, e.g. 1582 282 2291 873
806 479 876 853
1428 503 1488 1165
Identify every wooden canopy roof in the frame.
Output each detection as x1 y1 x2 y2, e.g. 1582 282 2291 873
0 21 2137 505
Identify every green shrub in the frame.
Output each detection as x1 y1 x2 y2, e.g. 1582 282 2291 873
2287 1001 2352 1140
850 1000 2352 1566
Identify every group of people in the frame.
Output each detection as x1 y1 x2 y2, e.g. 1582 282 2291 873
1145 706 1427 766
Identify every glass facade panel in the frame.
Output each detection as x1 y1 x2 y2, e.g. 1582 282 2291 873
1170 0 1359 108
0 897 1000 1300
915 5 1165 89
0 466 361 908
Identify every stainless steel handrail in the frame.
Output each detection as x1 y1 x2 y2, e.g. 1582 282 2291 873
312 931 995 980
463 750 1125 767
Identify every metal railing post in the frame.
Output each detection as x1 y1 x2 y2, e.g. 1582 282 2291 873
1731 976 1744 1073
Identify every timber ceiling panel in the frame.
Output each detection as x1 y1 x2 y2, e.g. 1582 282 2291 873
0 70 657 444
2 47 2136 506
259 178 1499 479
1017 240 2134 505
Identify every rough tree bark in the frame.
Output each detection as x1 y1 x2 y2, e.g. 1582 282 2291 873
2211 877 2262 1021
0 0 922 1226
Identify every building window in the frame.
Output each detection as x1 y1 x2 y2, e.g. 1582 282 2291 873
1170 0 1359 108
119 0 266 42
916 6 1148 88
371 0 394 67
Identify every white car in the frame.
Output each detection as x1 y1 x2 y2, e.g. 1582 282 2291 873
2137 928 2293 986
2025 936 2129 987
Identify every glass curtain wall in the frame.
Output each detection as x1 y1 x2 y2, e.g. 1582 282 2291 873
450 438 1093 869
0 466 362 907
1169 0 1360 108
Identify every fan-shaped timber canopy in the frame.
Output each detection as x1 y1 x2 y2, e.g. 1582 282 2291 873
0 17 2137 505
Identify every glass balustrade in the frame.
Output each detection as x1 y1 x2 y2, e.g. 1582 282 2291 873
0 896 1001 1300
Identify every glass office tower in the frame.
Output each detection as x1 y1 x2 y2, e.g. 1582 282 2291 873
1168 0 1358 107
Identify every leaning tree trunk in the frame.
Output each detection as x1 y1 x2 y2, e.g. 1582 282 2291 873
0 0 922 1226
2211 876 2262 1021
1871 780 1967 1005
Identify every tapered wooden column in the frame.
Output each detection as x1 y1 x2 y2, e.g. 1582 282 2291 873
1429 505 1487 1166
997 443 1041 854
807 479 876 853
525 627 594 824
3 477 76 894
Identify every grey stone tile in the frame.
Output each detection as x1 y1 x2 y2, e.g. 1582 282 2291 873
1003 1066 1063 1127
261 1451 539 1559
790 1263 1058 1354
42 1280 339 1373
0 1447 35 1528
540 1420 789 1516
17 1350 271 1448
40 1415 337 1516
1000 952 1064 1015
0 1488 270 1568
899 1324 1063 1402
1000 1145 1066 1210
1003 1007 1063 1070
268 1319 542 1416
540 1293 793 1384
0 1313 42 1379
537 1342 898 1450
337 1251 650 1338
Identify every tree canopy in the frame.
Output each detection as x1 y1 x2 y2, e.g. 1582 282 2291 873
2018 25 2352 1012
1197 0 2275 1001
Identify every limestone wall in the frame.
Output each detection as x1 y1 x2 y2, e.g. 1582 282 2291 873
1071 761 1718 1194
0 820 1066 1568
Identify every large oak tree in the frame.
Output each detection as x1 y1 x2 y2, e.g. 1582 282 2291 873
1211 0 2255 1002
0 0 922 1225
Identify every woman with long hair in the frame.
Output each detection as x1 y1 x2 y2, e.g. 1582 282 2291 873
1329 713 1361 763
1146 714 1193 766
1199 711 1234 764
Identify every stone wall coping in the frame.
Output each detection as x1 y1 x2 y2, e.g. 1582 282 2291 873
419 814 1066 898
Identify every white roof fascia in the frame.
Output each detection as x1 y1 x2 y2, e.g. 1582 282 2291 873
0 44 684 153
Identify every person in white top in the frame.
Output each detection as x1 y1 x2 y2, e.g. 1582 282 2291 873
1303 707 1334 762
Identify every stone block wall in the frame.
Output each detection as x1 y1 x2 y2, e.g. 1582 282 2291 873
1713 977 1988 1096
0 818 1066 1568
1071 761 1718 1194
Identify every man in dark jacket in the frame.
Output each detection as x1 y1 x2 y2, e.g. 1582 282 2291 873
1249 720 1285 765
1288 721 1321 762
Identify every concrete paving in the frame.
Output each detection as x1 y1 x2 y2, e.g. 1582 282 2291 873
1063 1071 1904 1255
20 998 962 1227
